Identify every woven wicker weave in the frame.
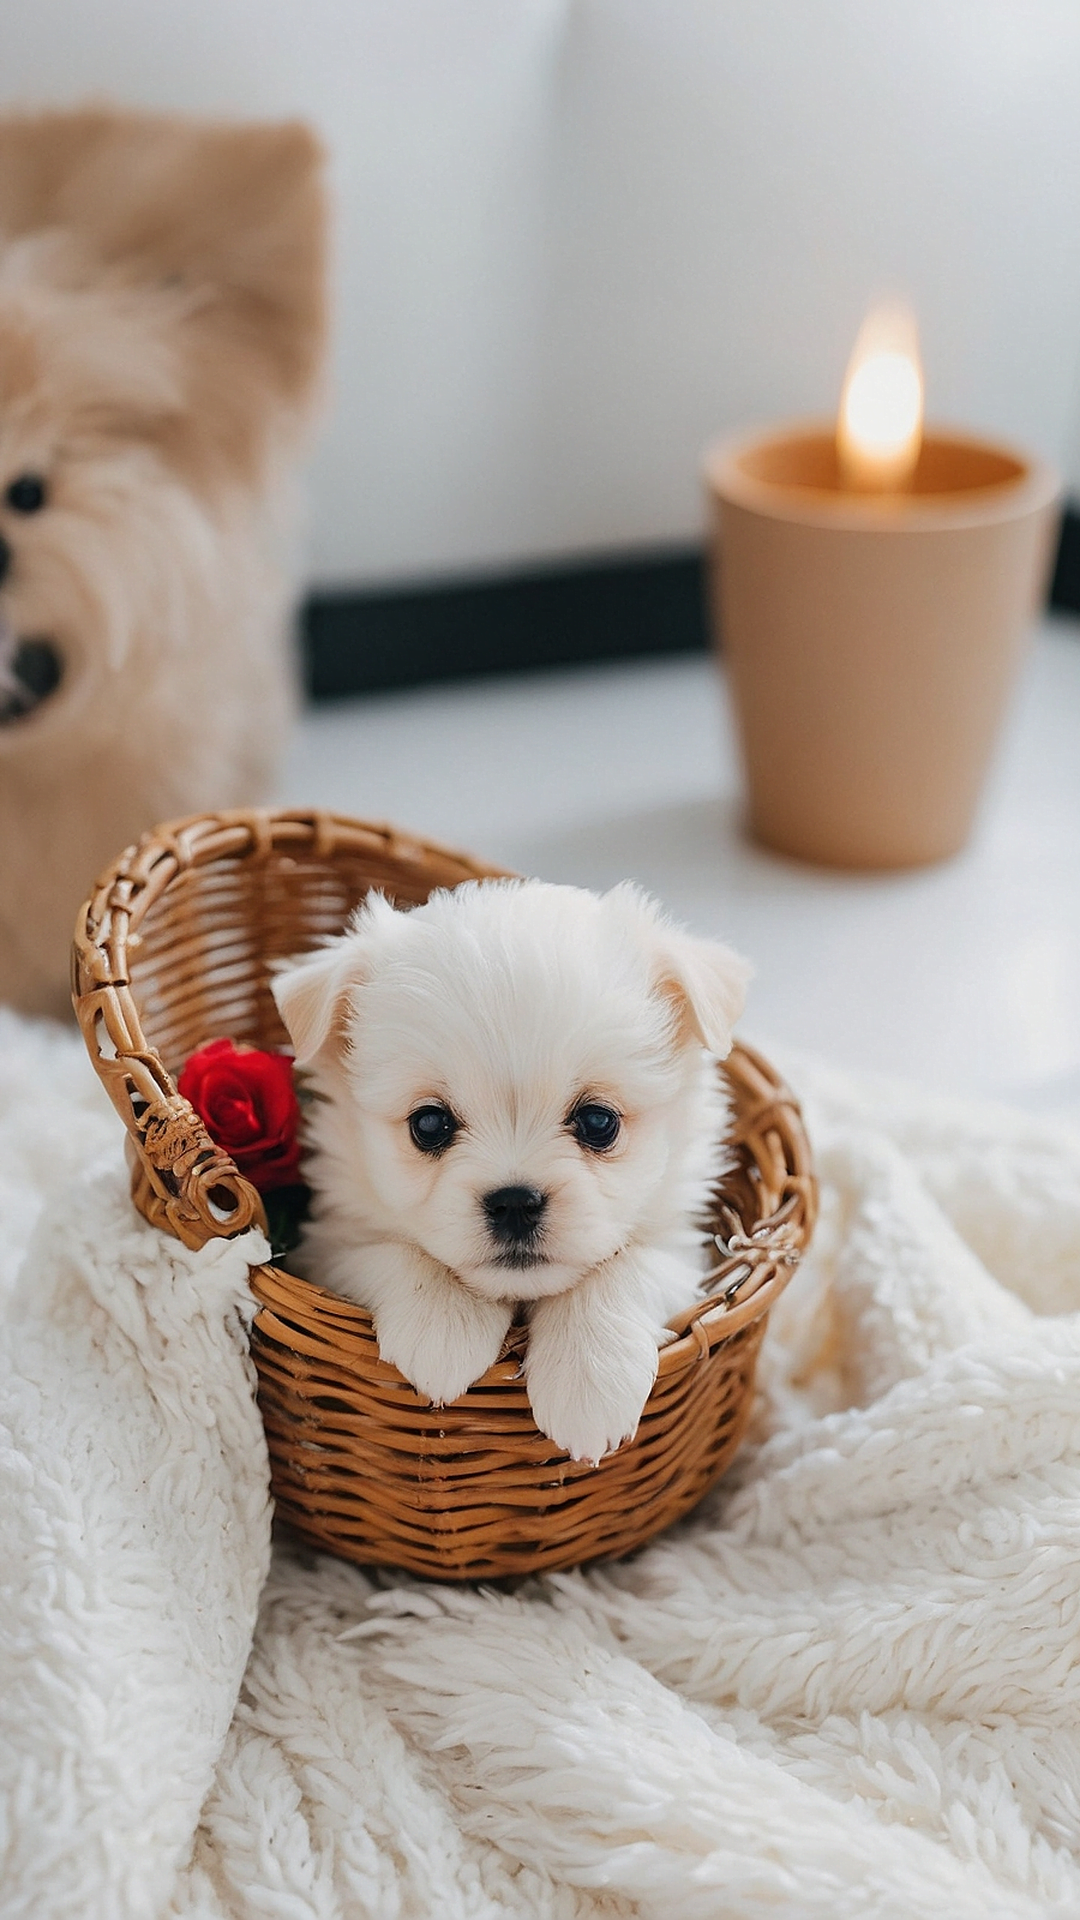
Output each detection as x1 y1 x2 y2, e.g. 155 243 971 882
73 808 817 1580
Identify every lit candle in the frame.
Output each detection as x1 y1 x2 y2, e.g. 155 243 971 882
703 325 1060 870
836 304 924 492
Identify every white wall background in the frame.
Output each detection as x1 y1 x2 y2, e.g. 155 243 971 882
4 0 1080 588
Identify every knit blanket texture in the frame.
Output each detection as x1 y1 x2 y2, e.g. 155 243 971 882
3 1006 1080 1919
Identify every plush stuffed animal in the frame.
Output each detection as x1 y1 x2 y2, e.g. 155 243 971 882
0 107 327 1016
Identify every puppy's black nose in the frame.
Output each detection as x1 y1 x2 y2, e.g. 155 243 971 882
0 535 10 586
483 1185 547 1243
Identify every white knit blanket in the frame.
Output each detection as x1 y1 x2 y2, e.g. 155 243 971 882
3 1007 1080 1920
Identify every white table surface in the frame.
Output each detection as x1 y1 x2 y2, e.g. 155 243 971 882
281 613 1080 1118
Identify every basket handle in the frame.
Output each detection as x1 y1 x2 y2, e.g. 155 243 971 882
74 979 266 1254
70 805 515 1254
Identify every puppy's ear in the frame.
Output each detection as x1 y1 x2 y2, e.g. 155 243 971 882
271 895 400 1067
604 882 751 1059
653 930 751 1059
271 939 359 1068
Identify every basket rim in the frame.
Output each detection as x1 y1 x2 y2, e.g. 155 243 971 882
248 1039 814 1376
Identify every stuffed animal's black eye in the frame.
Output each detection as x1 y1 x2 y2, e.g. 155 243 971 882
570 1103 621 1151
408 1104 458 1153
5 475 47 514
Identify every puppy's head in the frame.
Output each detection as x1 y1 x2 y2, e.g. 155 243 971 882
0 108 325 744
273 880 749 1300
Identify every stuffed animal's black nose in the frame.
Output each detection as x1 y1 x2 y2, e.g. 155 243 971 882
483 1185 547 1243
0 535 10 586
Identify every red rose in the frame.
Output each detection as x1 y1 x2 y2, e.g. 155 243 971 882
179 1038 302 1192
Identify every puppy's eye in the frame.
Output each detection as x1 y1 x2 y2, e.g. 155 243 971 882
5 474 48 514
408 1104 458 1153
570 1103 621 1152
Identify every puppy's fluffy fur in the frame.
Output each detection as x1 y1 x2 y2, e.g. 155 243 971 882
273 880 750 1464
0 108 326 1015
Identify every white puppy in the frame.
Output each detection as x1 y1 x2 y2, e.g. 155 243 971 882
272 880 749 1464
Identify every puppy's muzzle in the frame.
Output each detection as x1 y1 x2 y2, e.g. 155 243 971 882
483 1184 547 1252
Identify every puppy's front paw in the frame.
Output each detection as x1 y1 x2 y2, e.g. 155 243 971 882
372 1261 512 1407
525 1300 659 1465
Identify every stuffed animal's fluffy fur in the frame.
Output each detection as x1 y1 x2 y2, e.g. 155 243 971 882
273 880 749 1464
0 108 327 1016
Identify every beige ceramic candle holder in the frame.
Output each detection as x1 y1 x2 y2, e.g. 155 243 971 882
704 426 1061 869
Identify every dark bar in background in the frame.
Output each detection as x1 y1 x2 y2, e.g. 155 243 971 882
1049 502 1080 618
302 505 1080 702
302 548 709 698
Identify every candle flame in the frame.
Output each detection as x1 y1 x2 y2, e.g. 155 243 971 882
837 305 924 491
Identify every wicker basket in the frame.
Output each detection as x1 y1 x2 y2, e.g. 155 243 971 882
73 808 816 1580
